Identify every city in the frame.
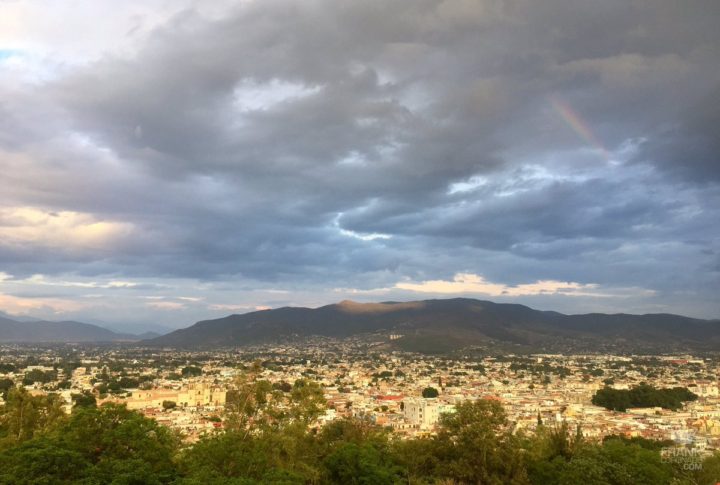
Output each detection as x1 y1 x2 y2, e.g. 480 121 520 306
2 340 719 448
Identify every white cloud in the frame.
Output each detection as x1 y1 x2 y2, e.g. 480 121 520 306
233 79 321 112
0 207 134 250
395 272 598 297
145 301 185 310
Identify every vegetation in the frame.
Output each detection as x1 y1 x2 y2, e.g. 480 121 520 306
71 391 97 409
592 384 698 411
0 378 13 397
0 377 716 484
422 386 439 398
181 366 203 378
22 369 57 386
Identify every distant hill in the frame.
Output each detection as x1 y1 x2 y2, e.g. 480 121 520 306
95 322 174 337
135 331 162 340
0 315 143 343
0 310 40 323
146 298 720 352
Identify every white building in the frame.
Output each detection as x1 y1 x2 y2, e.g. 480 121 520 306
404 398 440 429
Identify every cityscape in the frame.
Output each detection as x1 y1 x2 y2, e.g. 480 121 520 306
4 340 720 446
2 333 720 482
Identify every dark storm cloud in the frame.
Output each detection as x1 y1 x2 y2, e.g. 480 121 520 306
0 0 719 320
633 85 720 183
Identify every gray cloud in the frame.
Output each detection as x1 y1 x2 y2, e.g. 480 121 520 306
0 0 718 324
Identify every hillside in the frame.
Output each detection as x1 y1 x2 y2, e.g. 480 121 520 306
0 315 140 343
147 298 720 352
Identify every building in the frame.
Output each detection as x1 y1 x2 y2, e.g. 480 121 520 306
404 398 440 429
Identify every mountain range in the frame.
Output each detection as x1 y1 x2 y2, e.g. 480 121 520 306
0 314 159 343
147 298 720 353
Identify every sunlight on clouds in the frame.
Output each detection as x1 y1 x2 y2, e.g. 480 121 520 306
0 207 134 249
145 301 186 310
0 292 86 315
395 272 599 297
208 303 270 312
6 275 142 290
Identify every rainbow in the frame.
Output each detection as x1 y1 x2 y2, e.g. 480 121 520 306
550 95 609 159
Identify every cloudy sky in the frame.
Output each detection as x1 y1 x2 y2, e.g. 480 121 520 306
0 0 718 330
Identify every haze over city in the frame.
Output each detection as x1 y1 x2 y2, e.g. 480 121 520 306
1 0 718 329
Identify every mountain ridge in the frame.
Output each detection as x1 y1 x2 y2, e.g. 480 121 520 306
0 315 149 343
147 298 720 352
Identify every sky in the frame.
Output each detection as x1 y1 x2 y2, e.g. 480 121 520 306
0 0 718 330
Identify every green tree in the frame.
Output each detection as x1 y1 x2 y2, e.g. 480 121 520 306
0 378 13 398
433 399 528 484
289 379 326 423
0 403 180 484
695 453 720 485
422 386 439 398
526 432 676 485
22 369 57 386
71 391 97 410
56 403 180 483
0 436 89 484
181 366 202 378
324 442 402 484
592 384 697 411
0 387 65 448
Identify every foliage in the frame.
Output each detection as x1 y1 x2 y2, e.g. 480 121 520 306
0 378 13 397
0 387 65 448
421 386 439 398
526 437 676 485
181 366 203 377
592 384 698 411
71 391 97 409
324 442 402 484
0 390 714 485
22 369 57 386
0 403 180 484
225 368 325 432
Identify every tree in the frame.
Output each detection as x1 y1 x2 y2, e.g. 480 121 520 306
179 428 318 483
289 379 326 423
224 375 275 431
391 435 441 483
71 391 97 410
272 381 292 393
0 378 14 398
592 384 698 411
162 400 177 410
0 387 65 448
0 403 180 484
181 366 202 378
324 442 402 484
0 436 89 484
22 369 57 386
422 386 439 398
526 428 676 485
433 399 528 484
55 403 180 483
